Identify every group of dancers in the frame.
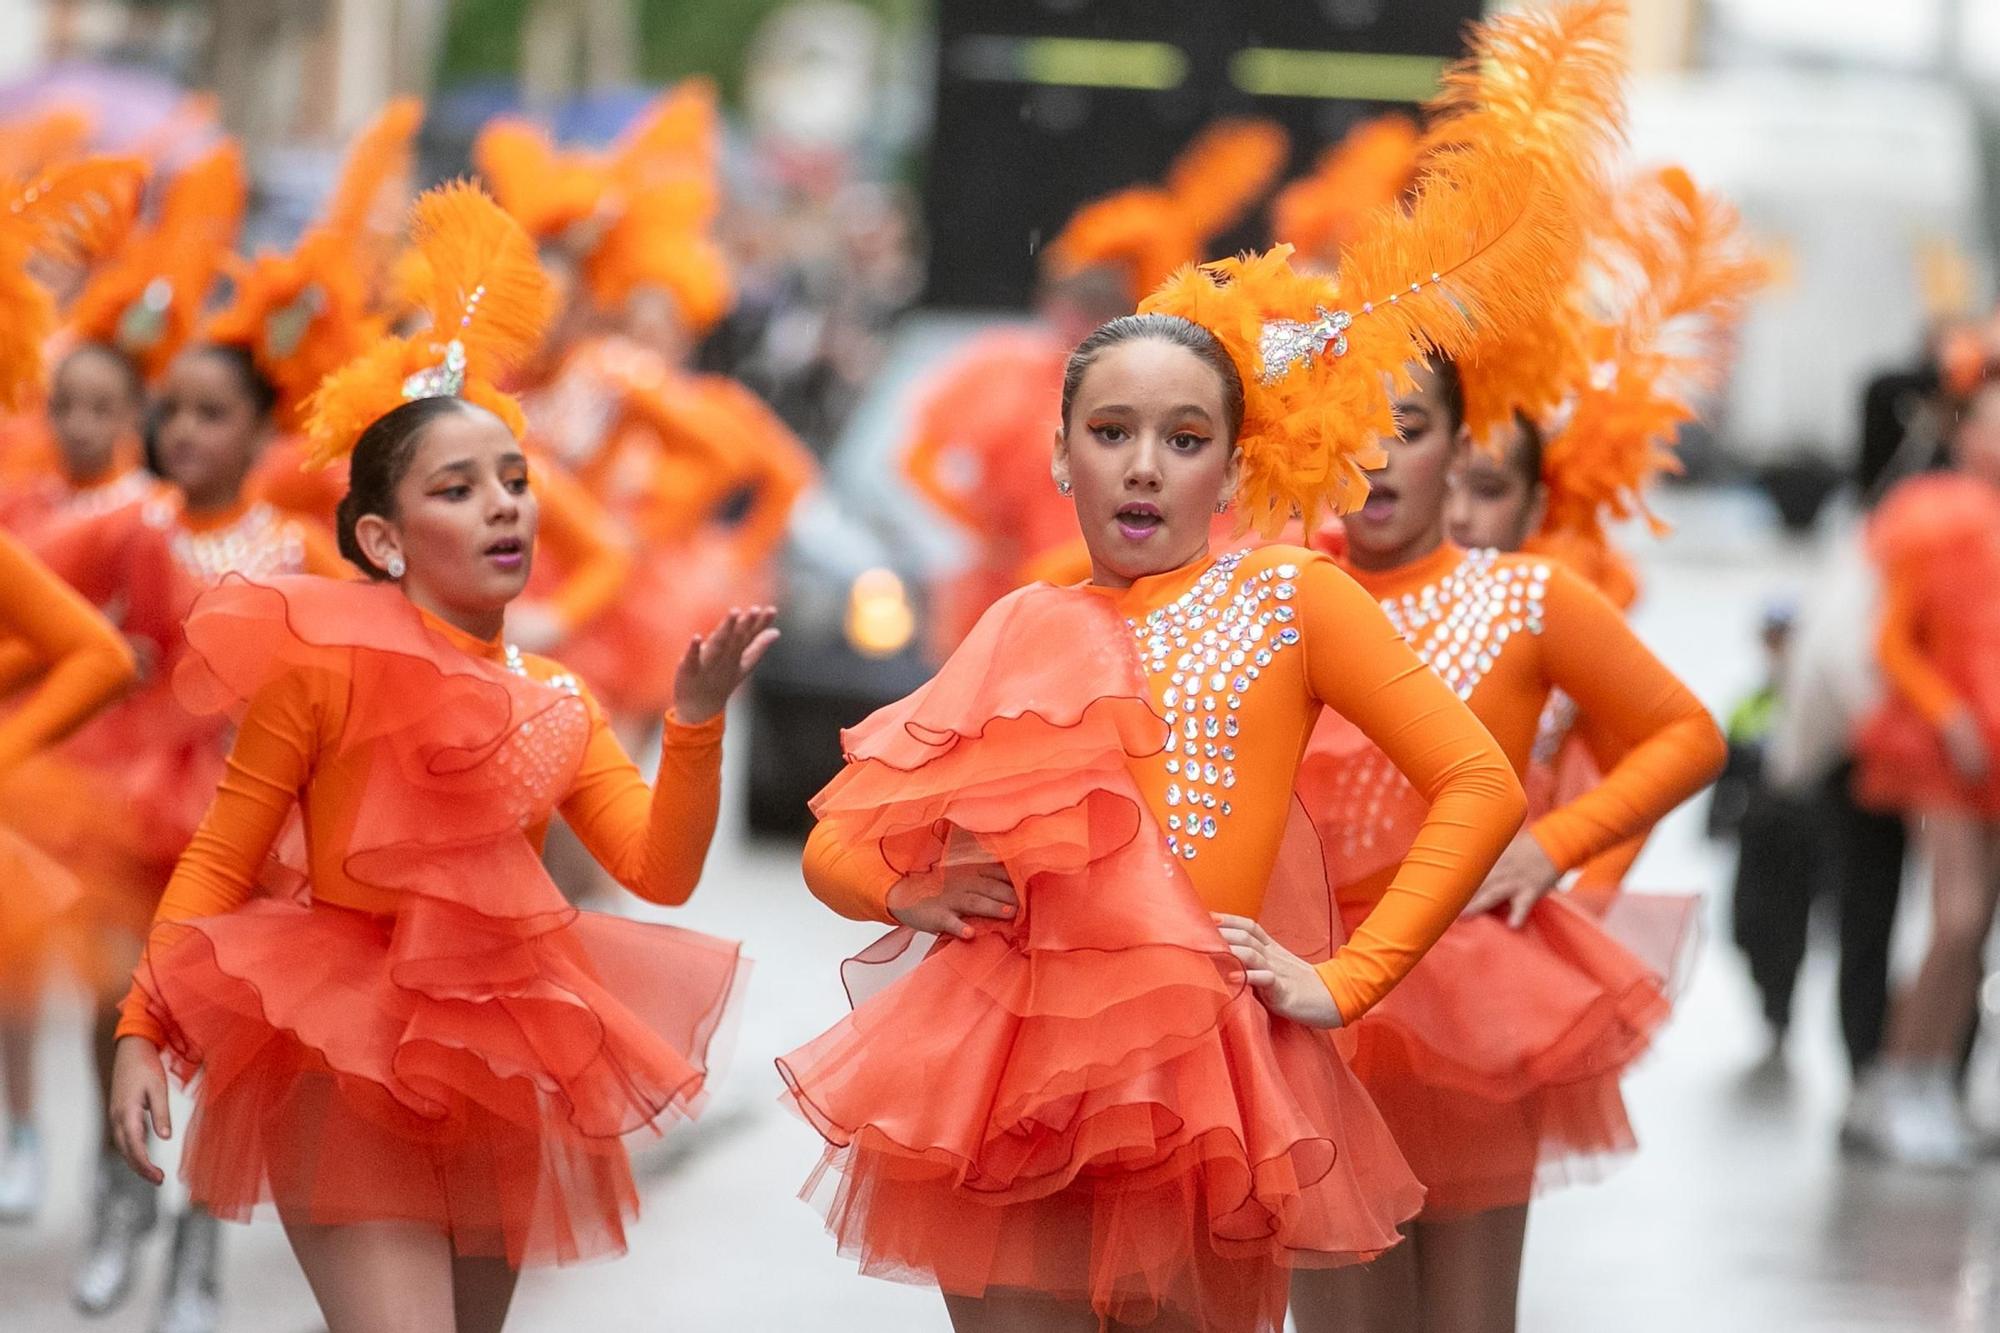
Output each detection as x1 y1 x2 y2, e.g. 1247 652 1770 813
11 0 1981 1329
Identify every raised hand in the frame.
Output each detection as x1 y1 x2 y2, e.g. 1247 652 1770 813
1212 914 1343 1028
674 606 780 725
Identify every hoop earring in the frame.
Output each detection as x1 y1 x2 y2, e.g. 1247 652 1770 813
385 554 407 579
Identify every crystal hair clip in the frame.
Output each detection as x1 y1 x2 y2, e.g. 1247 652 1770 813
399 281 486 401
1255 270 1446 384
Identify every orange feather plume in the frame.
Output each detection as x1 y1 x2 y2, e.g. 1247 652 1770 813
1271 114 1420 266
0 155 147 408
1048 118 1290 303
1141 28 1610 538
0 105 94 180
321 97 424 242
1162 118 1291 241
613 77 721 189
472 118 608 244
1428 0 1632 446
301 182 556 469
66 141 245 380
1536 164 1768 549
204 229 382 431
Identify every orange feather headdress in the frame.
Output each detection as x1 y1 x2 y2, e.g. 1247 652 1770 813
300 182 556 470
0 155 147 408
67 140 246 380
474 82 730 333
0 105 95 180
1047 119 1291 303
1433 0 1632 448
1271 114 1421 267
204 100 425 428
1534 165 1768 554
1138 2 1630 536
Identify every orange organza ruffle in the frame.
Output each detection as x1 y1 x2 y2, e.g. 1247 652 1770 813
127 576 743 1265
777 586 1422 1332
1298 706 1683 1213
1854 473 2000 815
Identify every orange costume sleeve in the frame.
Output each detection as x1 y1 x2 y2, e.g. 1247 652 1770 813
1526 570 1726 873
898 353 994 533
1875 578 1962 728
0 530 137 775
804 549 1525 1025
1564 714 1648 894
117 652 724 1043
1291 559 1526 1021
531 453 636 630
700 378 817 569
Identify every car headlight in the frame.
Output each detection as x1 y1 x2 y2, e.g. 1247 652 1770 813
844 567 915 659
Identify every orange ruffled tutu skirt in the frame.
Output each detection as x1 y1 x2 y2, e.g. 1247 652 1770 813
125 575 744 1266
1301 712 1688 1216
778 587 1422 1332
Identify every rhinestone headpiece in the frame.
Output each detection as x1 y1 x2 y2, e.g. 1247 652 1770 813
400 338 467 400
1254 270 1447 385
1258 306 1350 384
399 280 486 401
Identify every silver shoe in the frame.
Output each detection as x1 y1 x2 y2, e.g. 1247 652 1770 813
151 1207 221 1333
71 1152 158 1315
0 1124 45 1222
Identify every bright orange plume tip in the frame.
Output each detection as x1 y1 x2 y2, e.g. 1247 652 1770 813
0 155 149 409
301 181 556 471
1049 117 1291 304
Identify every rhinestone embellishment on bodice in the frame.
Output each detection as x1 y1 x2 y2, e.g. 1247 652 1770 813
166 502 308 585
496 643 585 829
1129 551 1304 861
1376 549 1548 699
1324 551 1550 868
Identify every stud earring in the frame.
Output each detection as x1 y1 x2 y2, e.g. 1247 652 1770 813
386 554 406 579
1056 480 1072 496
1214 498 1232 514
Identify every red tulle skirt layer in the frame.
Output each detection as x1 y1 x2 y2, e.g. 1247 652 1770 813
779 586 1422 1331
1854 700 2000 817
1335 895 1677 1215
559 535 761 718
136 897 743 1266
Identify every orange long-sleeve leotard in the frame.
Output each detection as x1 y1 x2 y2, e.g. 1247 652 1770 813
0 530 137 774
803 544 1528 1025
116 609 726 1045
1332 544 1724 894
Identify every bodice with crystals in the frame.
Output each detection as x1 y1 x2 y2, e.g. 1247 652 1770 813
1126 549 1308 866
156 500 312 585
60 470 154 522
1314 548 1551 883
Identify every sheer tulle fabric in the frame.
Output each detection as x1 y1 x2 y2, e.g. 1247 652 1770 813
128 576 742 1265
1299 709 1682 1213
1855 472 2000 815
777 587 1422 1332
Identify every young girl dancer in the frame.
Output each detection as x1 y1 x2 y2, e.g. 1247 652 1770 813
1285 351 1724 1333
778 46 1605 1312
1846 369 2000 1166
0 157 147 1219
105 183 763 1333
